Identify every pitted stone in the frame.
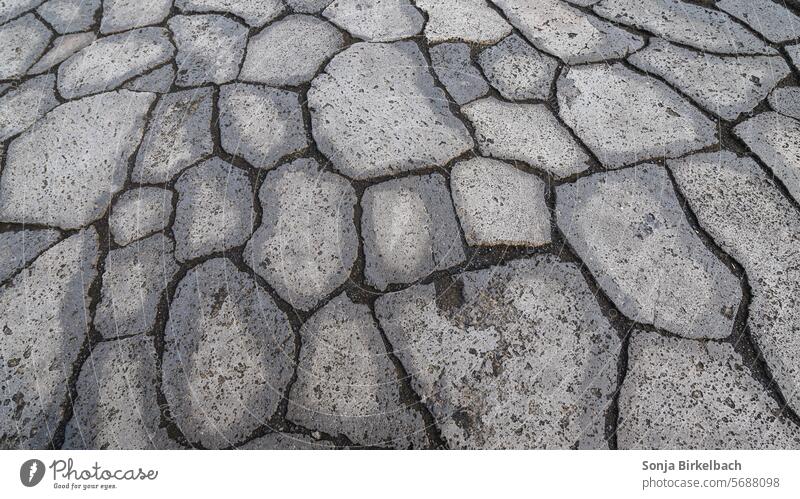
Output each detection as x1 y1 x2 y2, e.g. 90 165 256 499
717 0 800 44
0 229 59 283
109 187 174 247
0 0 46 24
478 34 558 101
27 32 95 74
36 0 98 34
176 0 285 27
285 0 332 14
100 0 171 34
322 0 423 42
429 42 489 105
0 74 58 141
416 0 512 45
239 433 334 449
0 14 51 79
123 65 175 94
769 87 800 120
169 14 247 86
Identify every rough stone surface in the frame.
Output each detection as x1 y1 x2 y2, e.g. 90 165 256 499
123 65 175 93
27 32 95 74
557 63 717 168
463 97 591 179
169 14 247 86
244 158 357 311
285 0 331 14
36 0 98 34
429 42 488 105
769 87 800 120
0 14 51 79
717 0 800 44
787 43 800 72
239 433 334 449
362 174 466 290
0 229 60 283
100 0 171 34
478 34 558 101
0 74 58 141
322 0 423 42
176 0 285 27
163 258 295 449
0 0 46 25
416 0 512 45
109 187 174 247
309 41 472 180
0 90 154 230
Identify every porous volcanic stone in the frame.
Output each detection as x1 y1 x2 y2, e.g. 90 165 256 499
717 0 800 44
36 0 98 34
169 14 247 86
416 0 512 44
0 14 51 79
27 32 95 74
769 87 800 120
123 65 175 93
0 74 58 141
100 0 171 34
429 42 489 105
176 0 285 27
322 0 423 42
109 187 174 247
0 229 60 283
478 34 558 101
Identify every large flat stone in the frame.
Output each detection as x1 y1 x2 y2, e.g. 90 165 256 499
322 0 423 42
109 187 174 247
478 34 558 101
176 0 285 27
0 74 57 141
285 0 331 14
27 32 95 74
769 87 800 120
429 42 489 105
0 0 45 25
168 14 247 86
416 0 511 45
717 0 800 44
0 229 59 284
36 0 98 34
0 14 51 79
100 0 171 34
123 65 175 94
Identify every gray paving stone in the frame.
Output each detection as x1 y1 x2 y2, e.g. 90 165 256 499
362 174 466 290
133 87 214 184
717 0 800 44
95 233 179 339
734 112 800 204
669 151 800 414
478 34 558 101
100 0 171 34
594 0 774 55
109 187 174 247
0 90 154 230
0 0 45 25
557 63 717 168
0 229 59 283
176 0 285 27
163 258 295 449
416 0 512 45
769 87 800 120
556 164 740 339
169 14 247 86
239 14 344 87
0 14 51 79
322 0 423 42
173 158 253 262
58 27 174 99
239 433 334 449
63 335 178 449
123 64 175 93
629 38 789 121
0 229 97 449
310 42 472 180
375 256 621 449
619 331 800 449
244 158 357 311
451 157 550 247
286 0 332 14
493 0 644 64
27 31 95 74
0 74 58 141
429 42 488 105
36 0 98 34
219 83 308 169
288 294 428 448
788 43 800 71
463 97 591 179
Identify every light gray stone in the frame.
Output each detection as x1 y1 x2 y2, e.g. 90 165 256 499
619 331 800 449
322 0 423 42
176 0 285 27
163 258 295 449
239 14 344 87
416 0 512 44
788 43 800 71
557 63 717 168
493 0 644 64
219 83 308 169
100 0 171 34
109 187 174 247
770 87 800 120
36 0 98 33
429 42 488 105
123 65 175 93
0 229 59 283
375 256 621 449
173 158 254 261
133 87 214 184
0 74 58 141
169 14 247 86
362 174 465 290
629 38 789 120
463 97 591 179
478 34 558 101
0 229 97 449
717 0 800 44
244 158 357 311
288 294 428 448
309 42 472 180
58 27 174 99
0 14 51 79
451 158 550 247
95 234 179 339
239 433 334 449
556 164 740 339
0 0 45 25
27 31 95 74
0 90 154 230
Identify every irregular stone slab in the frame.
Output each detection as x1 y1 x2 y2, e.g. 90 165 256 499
58 28 174 99
36 0 98 33
95 234 178 339
717 0 800 44
239 14 344 87
362 174 465 290
629 39 789 120
0 229 59 283
463 98 591 179
0 229 97 449
286 0 332 14
478 34 558 101
0 90 154 230
100 0 171 34
734 112 800 204
323 0 423 42
239 433 334 449
176 0 285 27
0 0 45 25
770 87 800 120
27 32 95 74
244 158 357 311
0 74 58 141
173 158 254 261
669 151 800 414
123 65 175 93
556 164 740 339
451 158 550 247
133 87 214 183
593 0 774 55
219 84 307 169
109 187 174 247
168 14 247 86
63 335 177 449
0 14 51 79
376 256 621 449
288 294 428 448
557 64 717 168
309 42 472 179
430 42 489 105
788 44 800 72
493 0 644 64
163 258 295 449
416 0 511 44
619 332 800 449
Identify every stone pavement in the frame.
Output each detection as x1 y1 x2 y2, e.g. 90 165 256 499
2 0 800 450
